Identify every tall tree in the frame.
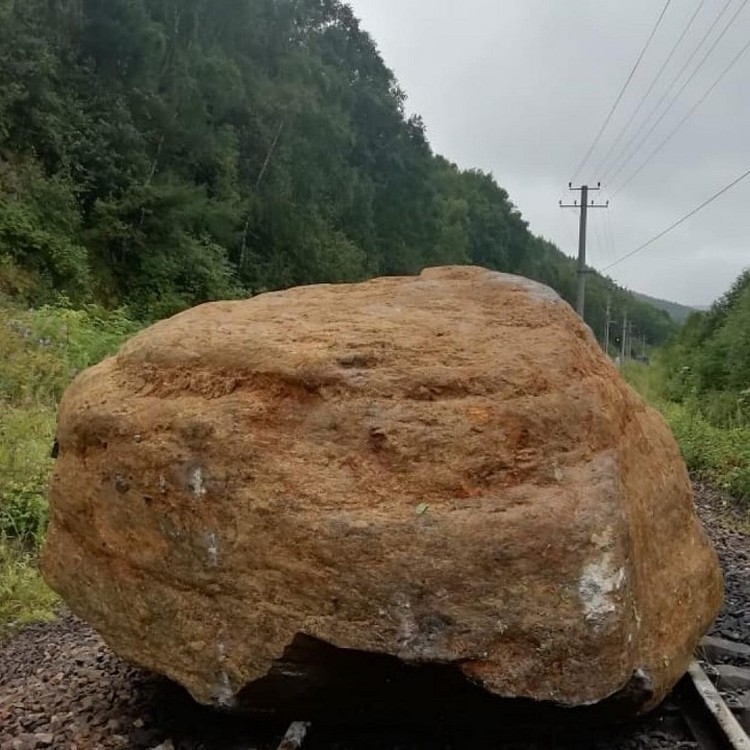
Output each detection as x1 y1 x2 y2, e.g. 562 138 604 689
0 0 677 345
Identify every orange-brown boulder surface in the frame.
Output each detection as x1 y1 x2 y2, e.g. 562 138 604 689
43 266 722 718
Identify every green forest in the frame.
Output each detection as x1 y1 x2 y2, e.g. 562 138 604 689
624 271 750 509
661 269 750 422
623 269 750 500
0 0 674 343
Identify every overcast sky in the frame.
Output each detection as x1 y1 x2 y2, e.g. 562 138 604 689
347 0 750 307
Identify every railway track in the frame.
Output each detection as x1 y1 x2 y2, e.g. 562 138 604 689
676 662 750 750
271 659 750 750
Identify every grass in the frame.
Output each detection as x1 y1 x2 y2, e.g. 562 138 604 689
664 402 750 501
0 541 59 640
623 361 750 503
0 403 57 642
0 301 140 641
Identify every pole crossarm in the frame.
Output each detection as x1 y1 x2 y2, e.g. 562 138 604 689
559 202 610 208
560 182 609 208
567 181 601 192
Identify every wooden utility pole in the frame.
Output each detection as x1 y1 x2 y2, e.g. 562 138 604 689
560 183 609 319
620 309 628 364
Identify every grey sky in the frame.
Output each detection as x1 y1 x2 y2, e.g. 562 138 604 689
347 0 750 306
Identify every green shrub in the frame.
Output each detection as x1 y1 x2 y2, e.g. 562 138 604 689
0 303 140 405
0 159 91 304
0 301 142 635
0 476 49 542
624 362 750 502
0 540 58 641
621 361 666 407
666 403 750 500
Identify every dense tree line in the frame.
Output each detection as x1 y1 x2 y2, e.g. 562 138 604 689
0 0 675 343
661 270 750 425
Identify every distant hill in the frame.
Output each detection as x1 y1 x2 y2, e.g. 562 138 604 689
633 292 698 324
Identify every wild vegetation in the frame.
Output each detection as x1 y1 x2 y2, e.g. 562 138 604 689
0 0 674 339
0 303 139 640
624 269 750 501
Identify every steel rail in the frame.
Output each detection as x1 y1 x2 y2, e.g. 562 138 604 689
276 721 311 750
677 661 750 750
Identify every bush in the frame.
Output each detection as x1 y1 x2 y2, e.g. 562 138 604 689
0 303 140 547
620 361 666 407
0 540 58 641
0 158 91 304
623 363 750 502
0 301 142 636
0 477 49 542
659 271 750 425
0 303 140 405
664 402 750 500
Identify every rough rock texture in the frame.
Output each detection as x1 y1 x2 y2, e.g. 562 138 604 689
42 266 722 716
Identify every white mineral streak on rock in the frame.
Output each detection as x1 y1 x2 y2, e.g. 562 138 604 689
188 466 206 499
633 667 654 692
579 527 627 626
394 593 418 652
213 642 235 707
213 670 235 707
579 552 626 625
206 532 219 567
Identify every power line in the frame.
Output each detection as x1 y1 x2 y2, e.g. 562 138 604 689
570 0 672 183
604 209 618 262
598 208 613 261
609 0 749 192
601 210 612 261
592 206 606 262
594 0 705 179
602 0 736 185
603 165 750 271
613 32 750 197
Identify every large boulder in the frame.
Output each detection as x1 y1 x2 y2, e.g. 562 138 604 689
43 266 722 717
